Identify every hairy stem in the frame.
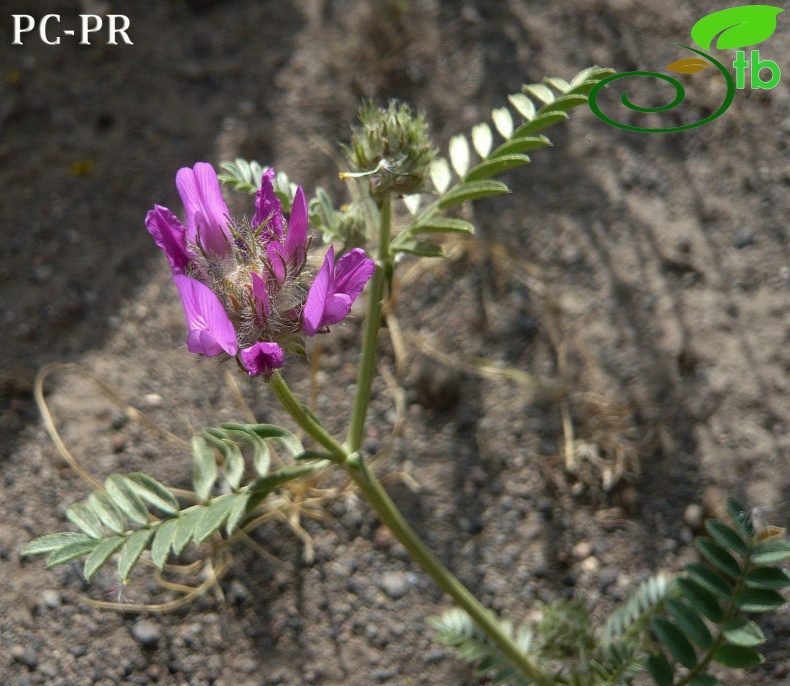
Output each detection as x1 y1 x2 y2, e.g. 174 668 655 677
343 452 554 686
270 371 553 686
346 193 391 452
268 371 346 461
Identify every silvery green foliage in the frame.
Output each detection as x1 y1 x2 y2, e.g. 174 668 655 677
432 499 790 686
22 424 330 582
389 65 616 259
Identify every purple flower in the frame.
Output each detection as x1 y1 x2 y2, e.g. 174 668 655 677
240 342 285 377
146 161 374 372
173 275 239 357
252 168 284 240
303 245 375 336
144 205 192 275
176 163 232 257
265 185 310 285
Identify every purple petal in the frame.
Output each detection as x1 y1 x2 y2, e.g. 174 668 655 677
145 205 192 274
252 168 284 240
284 186 308 266
176 163 231 257
267 241 287 285
321 293 353 327
302 245 335 336
173 275 238 356
334 248 375 301
250 271 270 321
240 342 285 377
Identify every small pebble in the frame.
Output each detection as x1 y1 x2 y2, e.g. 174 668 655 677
734 228 755 248
580 556 600 573
380 571 409 599
132 619 162 648
142 393 163 408
42 590 61 609
572 541 593 559
683 503 703 530
12 645 39 669
227 579 249 604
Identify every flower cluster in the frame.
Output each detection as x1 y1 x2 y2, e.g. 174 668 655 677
146 163 375 376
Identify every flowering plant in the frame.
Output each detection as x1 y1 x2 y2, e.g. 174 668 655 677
146 163 374 375
24 71 790 686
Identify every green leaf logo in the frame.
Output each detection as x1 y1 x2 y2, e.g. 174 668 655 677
691 5 783 50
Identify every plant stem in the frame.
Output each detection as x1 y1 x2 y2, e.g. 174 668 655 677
271 355 552 686
344 453 553 686
268 371 346 461
346 193 392 452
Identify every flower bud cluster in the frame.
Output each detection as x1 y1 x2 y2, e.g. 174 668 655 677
345 101 436 199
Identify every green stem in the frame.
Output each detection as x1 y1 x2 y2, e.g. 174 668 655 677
346 193 392 452
270 373 552 685
268 371 346 461
344 453 553 686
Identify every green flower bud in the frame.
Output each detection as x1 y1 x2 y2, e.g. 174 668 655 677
344 101 436 200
